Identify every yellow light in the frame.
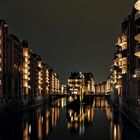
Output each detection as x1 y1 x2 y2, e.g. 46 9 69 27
23 75 28 80
133 74 137 78
115 85 121 89
29 124 31 134
24 81 28 87
0 29 2 36
134 0 140 11
135 51 140 57
23 48 29 57
38 61 42 68
135 33 140 42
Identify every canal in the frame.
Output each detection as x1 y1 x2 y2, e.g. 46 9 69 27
0 97 140 140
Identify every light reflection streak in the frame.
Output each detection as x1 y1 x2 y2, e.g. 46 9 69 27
20 97 122 140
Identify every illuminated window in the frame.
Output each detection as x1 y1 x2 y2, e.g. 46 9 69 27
0 67 1 71
0 80 1 85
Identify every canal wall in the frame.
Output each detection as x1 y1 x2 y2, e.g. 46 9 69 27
0 95 50 116
113 95 140 132
121 97 140 131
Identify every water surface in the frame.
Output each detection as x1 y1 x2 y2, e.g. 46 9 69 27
0 97 140 140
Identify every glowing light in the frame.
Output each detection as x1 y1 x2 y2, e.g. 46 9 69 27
133 74 137 78
135 33 140 42
29 124 31 134
115 85 121 89
134 0 140 11
135 51 140 57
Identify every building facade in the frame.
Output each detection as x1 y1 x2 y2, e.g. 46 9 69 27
83 73 95 94
67 72 85 95
67 72 95 95
111 0 140 128
0 20 24 104
49 69 61 94
0 20 62 106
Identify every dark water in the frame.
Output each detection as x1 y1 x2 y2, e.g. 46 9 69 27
0 97 140 140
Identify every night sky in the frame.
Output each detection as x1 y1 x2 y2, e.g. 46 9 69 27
0 0 135 83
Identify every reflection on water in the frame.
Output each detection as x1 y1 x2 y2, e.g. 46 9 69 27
66 97 113 136
0 97 140 140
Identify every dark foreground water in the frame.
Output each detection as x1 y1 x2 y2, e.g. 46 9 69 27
0 97 140 140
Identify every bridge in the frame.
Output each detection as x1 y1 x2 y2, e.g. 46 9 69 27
48 92 113 106
84 93 113 97
48 92 113 101
48 92 113 97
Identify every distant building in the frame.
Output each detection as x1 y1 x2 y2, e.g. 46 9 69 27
67 72 95 95
49 69 61 93
83 73 95 94
61 84 67 94
67 72 85 95
106 77 112 93
43 64 49 95
95 82 106 93
95 77 112 94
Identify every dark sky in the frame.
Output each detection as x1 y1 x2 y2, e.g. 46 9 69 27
0 0 135 83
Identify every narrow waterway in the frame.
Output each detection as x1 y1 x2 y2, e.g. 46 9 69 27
0 97 140 140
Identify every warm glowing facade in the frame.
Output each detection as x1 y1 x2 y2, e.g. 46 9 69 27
106 77 112 93
95 82 107 93
61 84 67 94
68 72 95 95
0 20 61 106
112 18 129 100
49 69 61 94
49 69 55 93
111 2 140 127
22 41 30 101
95 76 113 94
83 73 95 94
68 72 85 95
29 53 38 100
134 1 140 80
37 58 43 95
44 64 49 95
